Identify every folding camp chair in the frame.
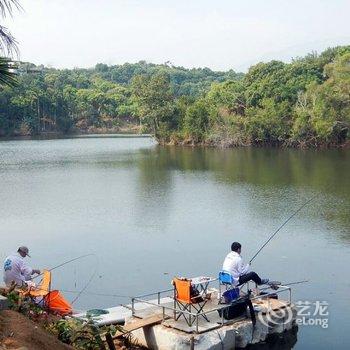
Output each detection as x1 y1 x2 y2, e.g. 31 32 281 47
172 277 210 327
18 270 72 315
218 271 239 304
18 269 51 298
27 269 52 298
219 271 236 291
18 269 51 306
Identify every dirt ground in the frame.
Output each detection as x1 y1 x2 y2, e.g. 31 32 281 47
0 310 73 350
0 309 146 350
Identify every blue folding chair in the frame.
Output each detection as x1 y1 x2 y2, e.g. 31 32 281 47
219 271 239 304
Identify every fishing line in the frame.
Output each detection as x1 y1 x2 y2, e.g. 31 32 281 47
20 285 132 299
60 290 131 299
31 253 102 305
30 253 132 302
33 254 97 279
249 194 318 264
28 280 309 303
70 255 99 305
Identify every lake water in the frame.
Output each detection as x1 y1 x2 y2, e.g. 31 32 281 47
0 136 349 349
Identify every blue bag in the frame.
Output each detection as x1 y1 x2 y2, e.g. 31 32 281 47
222 288 240 303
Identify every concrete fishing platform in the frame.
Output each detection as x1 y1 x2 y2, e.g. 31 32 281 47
126 294 295 349
75 284 297 349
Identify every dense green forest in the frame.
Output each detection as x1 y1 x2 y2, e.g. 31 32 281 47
0 45 349 147
0 61 241 135
141 45 349 148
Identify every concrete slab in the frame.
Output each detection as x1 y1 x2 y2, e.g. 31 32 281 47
73 296 174 326
131 322 236 350
129 298 296 349
75 287 296 348
133 293 258 334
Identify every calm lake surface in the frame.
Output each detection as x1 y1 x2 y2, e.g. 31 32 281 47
0 136 349 349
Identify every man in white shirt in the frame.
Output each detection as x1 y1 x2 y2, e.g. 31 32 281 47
3 246 41 287
222 242 269 286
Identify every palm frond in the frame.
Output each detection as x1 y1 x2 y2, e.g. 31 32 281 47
0 0 22 18
0 1 21 57
0 25 18 56
0 56 17 86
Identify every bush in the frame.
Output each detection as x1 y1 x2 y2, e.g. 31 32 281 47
183 99 210 141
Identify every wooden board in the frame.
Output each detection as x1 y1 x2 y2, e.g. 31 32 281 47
114 314 168 338
252 298 290 313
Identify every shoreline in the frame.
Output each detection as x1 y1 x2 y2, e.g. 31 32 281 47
158 137 350 150
0 123 144 140
0 132 152 141
0 127 151 142
1 131 349 149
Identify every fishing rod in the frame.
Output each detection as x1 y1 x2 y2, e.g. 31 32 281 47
258 279 309 292
30 253 102 304
249 194 318 264
283 279 309 286
34 253 96 279
40 253 99 304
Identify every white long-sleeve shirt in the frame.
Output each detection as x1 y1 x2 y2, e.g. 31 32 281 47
222 251 250 283
3 253 33 287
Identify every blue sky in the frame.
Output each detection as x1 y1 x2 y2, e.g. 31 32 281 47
4 0 350 71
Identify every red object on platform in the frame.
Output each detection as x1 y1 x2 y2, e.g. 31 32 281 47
44 290 72 316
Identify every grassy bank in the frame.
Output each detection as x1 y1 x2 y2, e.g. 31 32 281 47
0 287 143 350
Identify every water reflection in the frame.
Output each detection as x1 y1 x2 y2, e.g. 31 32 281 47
139 146 350 194
135 146 350 240
134 147 174 230
245 326 298 350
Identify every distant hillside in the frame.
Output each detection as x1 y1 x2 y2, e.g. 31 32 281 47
0 61 243 136
1 46 349 148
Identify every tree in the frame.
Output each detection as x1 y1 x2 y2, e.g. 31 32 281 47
183 99 209 141
245 98 290 144
0 45 348 147
207 80 246 116
131 72 175 136
292 53 350 145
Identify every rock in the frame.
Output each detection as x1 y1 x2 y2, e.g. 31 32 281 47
0 295 9 310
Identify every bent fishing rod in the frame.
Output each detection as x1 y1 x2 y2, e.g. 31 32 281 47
32 253 100 304
249 194 318 264
34 253 96 279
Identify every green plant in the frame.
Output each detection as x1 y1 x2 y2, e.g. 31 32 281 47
5 290 20 310
46 317 124 350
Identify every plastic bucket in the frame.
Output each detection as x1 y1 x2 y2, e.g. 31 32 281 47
44 290 72 316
